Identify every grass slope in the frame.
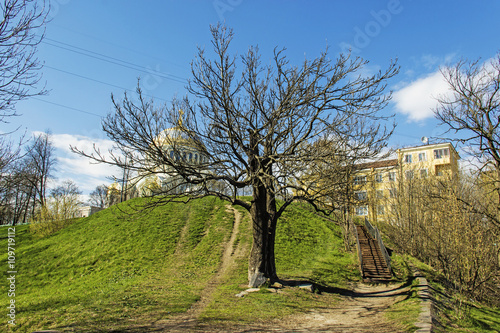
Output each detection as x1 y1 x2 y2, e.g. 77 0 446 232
1 197 359 332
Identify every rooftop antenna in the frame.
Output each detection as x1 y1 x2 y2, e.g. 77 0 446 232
421 136 429 145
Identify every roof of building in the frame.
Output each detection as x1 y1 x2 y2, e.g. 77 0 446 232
398 142 460 159
355 159 398 171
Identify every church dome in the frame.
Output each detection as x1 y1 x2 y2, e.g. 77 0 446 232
153 111 202 148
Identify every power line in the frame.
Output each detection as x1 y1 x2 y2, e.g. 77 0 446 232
43 65 173 103
45 25 189 71
32 97 103 118
42 37 189 84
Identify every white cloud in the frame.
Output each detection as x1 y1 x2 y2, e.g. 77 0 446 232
33 132 122 194
392 71 451 122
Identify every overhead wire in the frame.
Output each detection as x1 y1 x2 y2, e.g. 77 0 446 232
33 35 183 118
43 65 173 103
42 38 188 84
32 97 103 118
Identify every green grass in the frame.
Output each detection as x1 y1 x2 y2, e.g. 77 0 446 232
198 204 353 326
0 197 360 332
392 255 500 333
384 257 421 332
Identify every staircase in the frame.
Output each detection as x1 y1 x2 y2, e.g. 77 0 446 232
355 225 392 281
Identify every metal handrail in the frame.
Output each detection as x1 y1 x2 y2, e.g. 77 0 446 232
364 218 392 273
352 221 364 278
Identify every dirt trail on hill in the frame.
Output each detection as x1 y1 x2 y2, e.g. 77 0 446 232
156 205 243 332
155 207 409 332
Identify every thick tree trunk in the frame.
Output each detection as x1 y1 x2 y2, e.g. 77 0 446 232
248 181 270 287
247 136 279 287
247 183 279 287
265 167 278 281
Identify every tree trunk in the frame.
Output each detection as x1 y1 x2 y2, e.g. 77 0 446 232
248 180 271 287
247 136 279 287
265 183 278 282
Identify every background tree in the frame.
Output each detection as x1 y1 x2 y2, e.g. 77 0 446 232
88 184 108 208
29 180 82 238
0 0 49 224
435 53 500 228
24 131 56 209
0 0 48 123
45 180 82 221
74 24 398 287
384 172 500 306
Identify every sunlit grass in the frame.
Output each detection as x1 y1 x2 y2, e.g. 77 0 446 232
1 197 359 332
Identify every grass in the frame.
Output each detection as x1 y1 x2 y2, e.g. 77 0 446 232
384 255 421 332
198 204 356 326
0 197 360 332
391 255 500 333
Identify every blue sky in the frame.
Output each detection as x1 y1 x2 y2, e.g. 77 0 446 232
5 0 500 194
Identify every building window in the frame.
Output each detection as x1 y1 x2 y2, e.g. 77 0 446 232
376 190 384 199
389 188 397 198
354 175 367 185
189 153 193 162
405 170 414 180
434 148 449 159
405 154 412 163
388 172 396 182
355 191 367 201
355 206 368 216
418 152 427 162
377 205 385 215
375 173 383 183
420 169 428 178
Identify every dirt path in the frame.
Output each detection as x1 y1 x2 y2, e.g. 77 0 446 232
156 206 242 332
187 206 242 316
275 282 409 332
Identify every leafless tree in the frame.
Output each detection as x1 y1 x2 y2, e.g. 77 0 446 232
384 172 500 305
74 24 398 287
25 131 55 208
0 0 48 123
88 184 108 208
47 180 82 221
435 53 500 228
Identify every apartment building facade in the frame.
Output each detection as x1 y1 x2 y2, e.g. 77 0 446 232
352 142 460 223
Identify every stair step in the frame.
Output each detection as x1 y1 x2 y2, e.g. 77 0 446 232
356 224 392 281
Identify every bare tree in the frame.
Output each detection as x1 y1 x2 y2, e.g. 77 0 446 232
25 131 56 209
74 24 398 287
88 184 108 208
384 172 500 305
46 180 82 221
0 0 48 123
435 53 500 228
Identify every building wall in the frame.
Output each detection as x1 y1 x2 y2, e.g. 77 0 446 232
352 142 460 223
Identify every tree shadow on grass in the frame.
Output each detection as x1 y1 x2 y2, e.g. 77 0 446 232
278 276 414 299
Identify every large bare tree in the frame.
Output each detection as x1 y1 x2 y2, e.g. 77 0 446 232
74 25 398 287
435 52 500 228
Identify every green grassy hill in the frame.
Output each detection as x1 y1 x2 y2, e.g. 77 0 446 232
0 197 359 332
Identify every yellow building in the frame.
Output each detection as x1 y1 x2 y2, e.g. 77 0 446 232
352 142 460 222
